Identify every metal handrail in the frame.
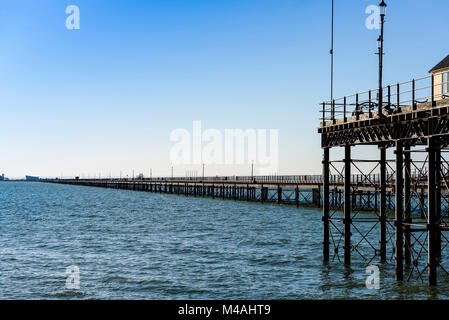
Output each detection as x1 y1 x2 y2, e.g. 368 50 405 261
46 173 432 185
320 74 449 125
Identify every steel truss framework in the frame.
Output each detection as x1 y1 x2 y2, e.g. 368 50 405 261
320 105 449 148
322 133 449 285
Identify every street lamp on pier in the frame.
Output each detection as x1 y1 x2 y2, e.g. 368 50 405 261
251 160 254 181
377 0 387 117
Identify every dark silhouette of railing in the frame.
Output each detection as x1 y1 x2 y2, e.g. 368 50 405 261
320 74 449 126
47 172 436 187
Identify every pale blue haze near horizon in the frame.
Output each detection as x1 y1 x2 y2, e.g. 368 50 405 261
0 0 448 178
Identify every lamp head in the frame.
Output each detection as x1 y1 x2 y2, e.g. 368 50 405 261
379 0 387 16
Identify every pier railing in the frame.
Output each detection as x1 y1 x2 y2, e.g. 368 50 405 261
320 74 449 126
51 173 430 186
65 175 326 184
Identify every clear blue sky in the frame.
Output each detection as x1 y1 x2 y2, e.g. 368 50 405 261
1 0 448 178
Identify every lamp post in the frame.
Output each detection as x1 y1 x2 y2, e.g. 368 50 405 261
330 0 334 102
378 0 387 117
251 160 254 181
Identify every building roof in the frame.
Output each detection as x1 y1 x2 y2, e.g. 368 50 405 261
429 54 449 73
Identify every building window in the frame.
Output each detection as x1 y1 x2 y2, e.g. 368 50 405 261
443 71 449 95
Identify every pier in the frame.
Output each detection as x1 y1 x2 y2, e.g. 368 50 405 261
43 75 449 286
320 73 449 285
45 171 446 216
44 176 325 208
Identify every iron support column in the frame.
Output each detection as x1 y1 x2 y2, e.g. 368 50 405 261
277 185 282 204
395 141 404 281
436 146 442 261
323 148 330 263
428 137 439 285
404 145 411 265
344 145 351 265
295 185 299 207
379 146 387 261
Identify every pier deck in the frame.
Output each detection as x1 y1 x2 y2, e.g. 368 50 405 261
44 174 446 216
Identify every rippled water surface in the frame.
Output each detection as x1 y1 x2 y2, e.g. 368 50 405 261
0 182 448 299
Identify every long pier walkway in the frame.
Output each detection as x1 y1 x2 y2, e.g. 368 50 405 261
44 176 325 208
43 174 444 216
